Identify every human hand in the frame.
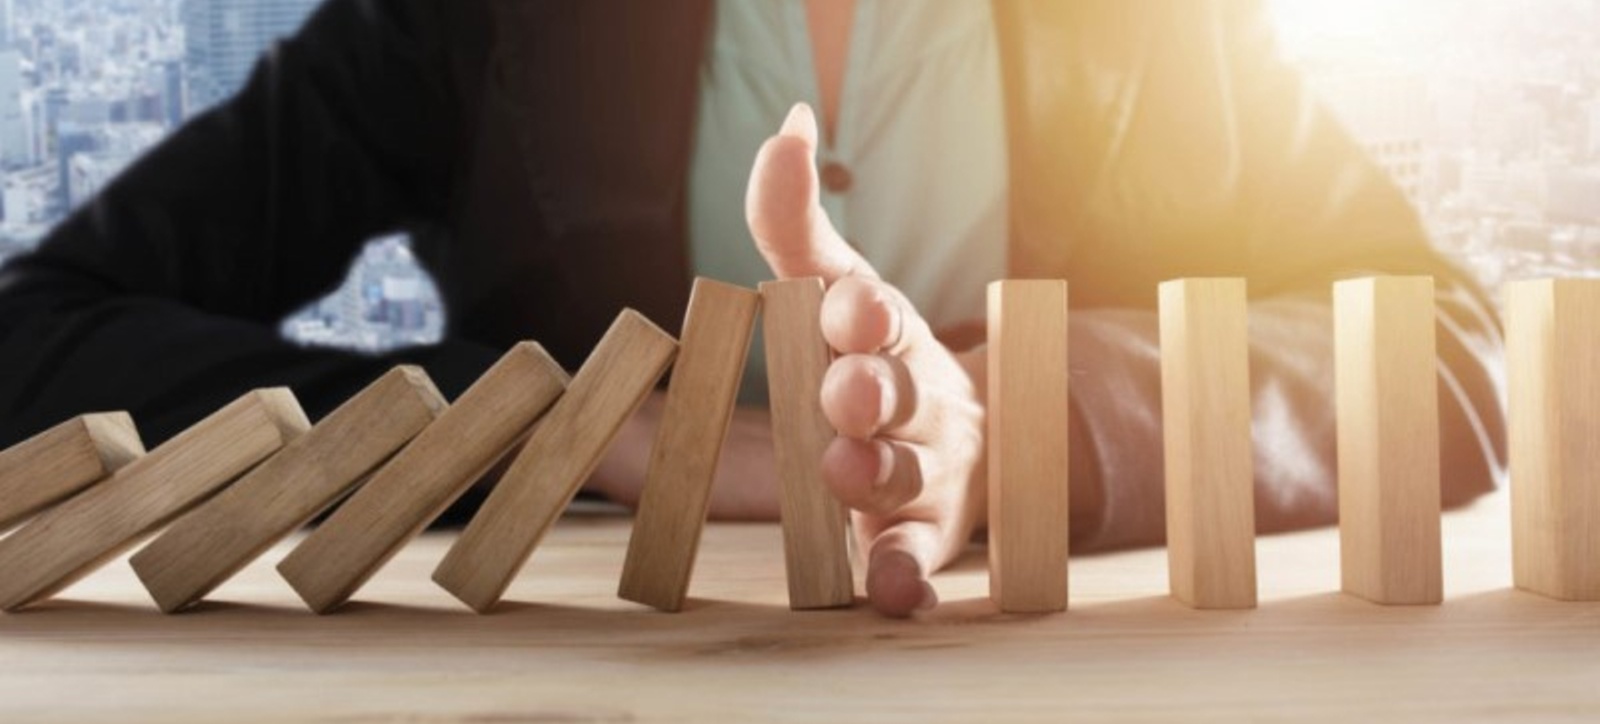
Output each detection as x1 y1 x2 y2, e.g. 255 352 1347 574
746 103 987 617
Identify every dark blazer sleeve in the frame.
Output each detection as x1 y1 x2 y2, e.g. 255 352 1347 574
1035 1 1507 550
0 0 498 447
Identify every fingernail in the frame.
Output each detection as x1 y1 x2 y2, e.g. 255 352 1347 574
875 364 897 427
780 103 818 145
916 582 938 612
873 439 894 488
884 302 904 351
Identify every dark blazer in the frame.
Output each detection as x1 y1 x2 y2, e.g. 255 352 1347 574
0 0 1504 549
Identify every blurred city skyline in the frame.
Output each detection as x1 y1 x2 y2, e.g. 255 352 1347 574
0 0 1594 353
1271 0 1600 292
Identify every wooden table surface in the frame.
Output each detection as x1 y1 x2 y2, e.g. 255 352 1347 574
2 490 1596 723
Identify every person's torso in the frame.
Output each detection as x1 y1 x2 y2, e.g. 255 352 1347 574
688 0 1009 397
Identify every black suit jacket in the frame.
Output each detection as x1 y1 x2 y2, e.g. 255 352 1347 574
0 0 1505 549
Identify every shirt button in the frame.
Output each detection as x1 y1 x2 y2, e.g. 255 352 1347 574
820 161 854 194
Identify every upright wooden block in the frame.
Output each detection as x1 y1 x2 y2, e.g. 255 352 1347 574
131 367 448 613
277 343 568 613
618 279 760 612
759 278 854 610
0 389 307 611
433 310 678 613
987 280 1071 613
0 413 145 532
1334 276 1442 605
1506 279 1600 601
1159 279 1258 609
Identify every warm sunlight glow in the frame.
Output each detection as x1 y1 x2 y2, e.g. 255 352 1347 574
1269 0 1600 291
1272 0 1426 48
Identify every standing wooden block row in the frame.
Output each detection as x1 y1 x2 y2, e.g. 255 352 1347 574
987 280 1071 613
1159 279 1257 609
132 366 448 613
278 342 569 614
0 389 309 611
760 278 854 610
619 279 760 612
1334 277 1442 606
434 309 678 613
0 412 145 532
1506 279 1600 601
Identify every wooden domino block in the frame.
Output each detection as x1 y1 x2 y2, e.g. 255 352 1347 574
1506 279 1600 601
0 389 308 611
0 413 144 532
276 343 568 613
987 280 1071 613
618 279 760 612
1159 278 1257 609
1334 277 1442 605
759 277 854 610
131 367 448 613
433 310 677 612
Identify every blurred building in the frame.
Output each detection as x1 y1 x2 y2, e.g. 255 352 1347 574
0 48 28 168
1547 167 1600 224
182 0 319 113
1587 97 1600 159
67 147 135 207
2 162 55 237
1302 66 1428 202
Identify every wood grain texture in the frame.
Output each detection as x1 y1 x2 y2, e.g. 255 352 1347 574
1334 277 1442 605
131 367 448 613
1159 279 1258 609
0 412 145 532
434 310 678 613
277 342 568 614
619 279 759 612
1506 279 1600 601
987 280 1071 613
0 389 307 611
760 278 854 610
4 496 1575 724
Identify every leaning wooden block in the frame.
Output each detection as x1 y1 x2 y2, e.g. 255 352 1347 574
1334 277 1442 605
1506 279 1600 601
276 342 568 614
987 280 1071 613
434 310 677 612
1159 278 1257 609
760 277 854 610
619 279 760 612
0 412 145 532
0 389 308 611
131 367 448 613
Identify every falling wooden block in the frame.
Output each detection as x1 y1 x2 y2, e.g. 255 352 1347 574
759 277 854 610
987 280 1071 613
618 279 760 612
1505 278 1600 601
433 310 678 613
1334 276 1442 605
277 343 568 614
1159 278 1258 609
131 367 448 613
0 389 308 611
0 413 145 532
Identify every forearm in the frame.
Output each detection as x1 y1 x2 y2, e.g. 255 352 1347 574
1068 287 1503 553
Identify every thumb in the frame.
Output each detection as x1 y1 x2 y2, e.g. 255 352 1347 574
745 103 877 284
